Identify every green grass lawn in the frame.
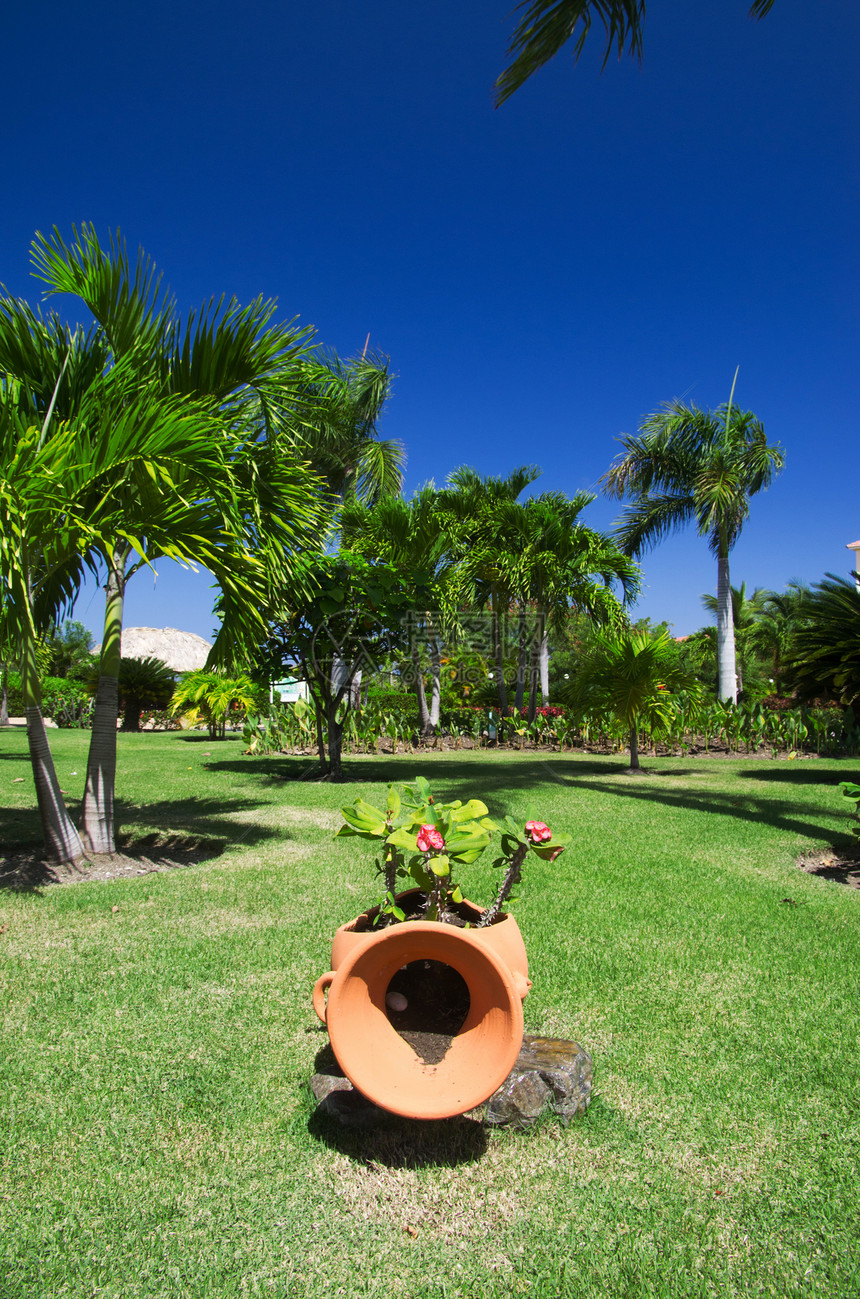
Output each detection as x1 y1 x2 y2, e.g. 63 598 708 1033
1 729 859 1298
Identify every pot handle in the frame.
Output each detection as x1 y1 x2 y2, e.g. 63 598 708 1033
312 971 335 1022
513 972 533 1001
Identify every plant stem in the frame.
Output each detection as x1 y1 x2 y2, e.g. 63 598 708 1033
480 842 528 927
384 844 398 896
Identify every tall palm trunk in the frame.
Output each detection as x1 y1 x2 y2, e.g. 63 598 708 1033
21 627 85 863
411 641 432 735
716 553 737 703
629 724 640 771
491 597 508 712
0 661 8 726
515 606 528 711
527 635 540 723
539 629 550 702
80 552 126 854
428 631 441 729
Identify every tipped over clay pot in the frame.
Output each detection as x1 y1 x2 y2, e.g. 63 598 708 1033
312 891 531 1121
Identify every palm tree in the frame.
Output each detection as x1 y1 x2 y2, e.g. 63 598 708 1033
170 669 259 740
495 0 777 105
602 380 784 703
22 225 325 853
115 657 175 732
564 626 701 769
749 583 809 696
498 491 639 719
0 369 253 862
701 581 768 696
283 349 405 506
783 575 860 706
437 465 543 714
341 485 454 734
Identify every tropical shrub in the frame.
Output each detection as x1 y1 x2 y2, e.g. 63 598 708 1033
4 671 93 727
171 669 261 739
117 657 175 732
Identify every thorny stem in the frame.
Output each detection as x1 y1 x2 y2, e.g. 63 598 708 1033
383 841 398 896
479 841 529 927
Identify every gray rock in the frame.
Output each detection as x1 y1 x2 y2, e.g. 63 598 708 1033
317 1086 386 1129
309 1073 354 1103
482 1036 593 1129
484 1069 552 1128
309 1034 593 1130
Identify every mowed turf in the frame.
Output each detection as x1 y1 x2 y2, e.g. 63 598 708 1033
1 728 859 1298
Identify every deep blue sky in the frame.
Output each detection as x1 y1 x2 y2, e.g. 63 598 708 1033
3 0 857 644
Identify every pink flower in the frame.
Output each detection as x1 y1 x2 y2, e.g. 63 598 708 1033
417 824 445 853
525 820 552 843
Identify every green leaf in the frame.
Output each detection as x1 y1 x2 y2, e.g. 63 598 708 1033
504 814 527 841
414 776 432 802
387 826 419 852
333 824 362 839
429 854 450 878
339 802 387 835
449 798 489 822
530 842 566 861
386 785 401 819
408 861 434 892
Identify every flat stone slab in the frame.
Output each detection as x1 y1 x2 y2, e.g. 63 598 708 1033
309 1034 593 1130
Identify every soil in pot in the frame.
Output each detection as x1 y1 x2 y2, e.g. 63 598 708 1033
354 890 504 933
384 959 470 1065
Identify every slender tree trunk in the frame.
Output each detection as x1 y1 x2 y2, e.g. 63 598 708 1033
428 633 441 729
80 556 126 854
327 697 345 781
716 554 737 703
412 642 432 735
20 631 85 863
527 636 540 723
629 724 640 771
492 600 508 712
0 662 8 726
539 629 550 702
314 697 327 771
515 606 527 711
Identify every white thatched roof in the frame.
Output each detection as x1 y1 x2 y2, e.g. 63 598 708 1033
96 627 213 673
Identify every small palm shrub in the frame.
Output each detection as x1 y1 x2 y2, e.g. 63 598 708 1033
171 669 260 739
117 657 175 732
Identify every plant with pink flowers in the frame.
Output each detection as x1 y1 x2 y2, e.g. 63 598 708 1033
335 775 569 926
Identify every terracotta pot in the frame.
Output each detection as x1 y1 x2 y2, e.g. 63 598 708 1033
312 891 531 1120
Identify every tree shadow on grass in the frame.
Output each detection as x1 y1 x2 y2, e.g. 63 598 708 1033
207 751 587 828
209 751 591 793
123 795 289 849
0 793 289 890
739 764 860 787
539 756 858 853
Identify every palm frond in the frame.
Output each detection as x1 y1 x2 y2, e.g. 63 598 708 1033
167 295 314 400
612 491 696 557
31 225 174 361
496 0 776 106
495 0 645 106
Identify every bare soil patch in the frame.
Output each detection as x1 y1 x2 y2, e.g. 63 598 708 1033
0 833 225 891
796 849 860 889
